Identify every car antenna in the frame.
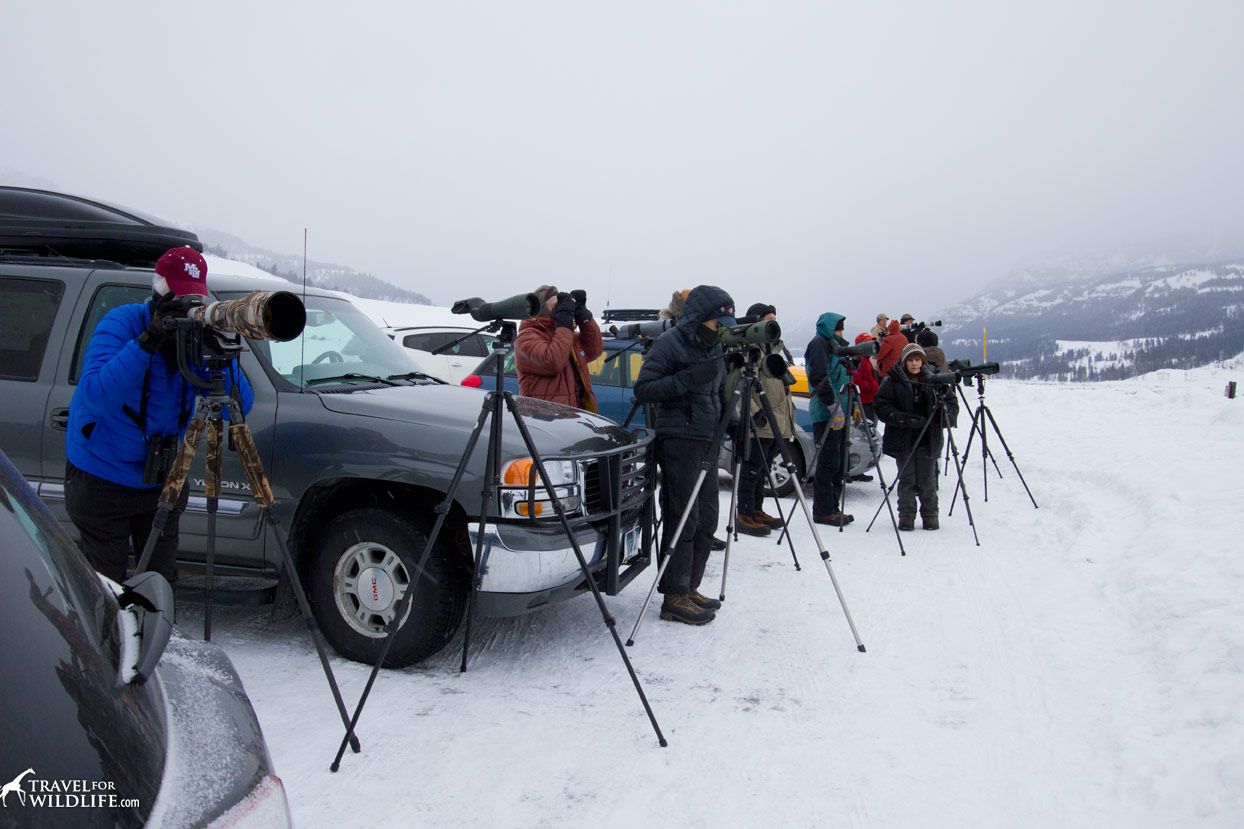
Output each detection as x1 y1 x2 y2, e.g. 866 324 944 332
301 228 307 393
606 263 613 313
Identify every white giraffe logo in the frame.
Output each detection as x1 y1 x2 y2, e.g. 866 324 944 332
1 768 35 806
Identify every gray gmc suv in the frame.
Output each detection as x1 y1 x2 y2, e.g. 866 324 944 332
0 187 654 667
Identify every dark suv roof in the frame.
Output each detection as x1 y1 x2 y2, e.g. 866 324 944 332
0 186 202 267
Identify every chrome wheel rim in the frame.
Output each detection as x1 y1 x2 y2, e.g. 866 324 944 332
333 541 413 638
768 456 792 491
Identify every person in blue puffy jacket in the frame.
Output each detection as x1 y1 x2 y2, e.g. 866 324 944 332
65 247 253 584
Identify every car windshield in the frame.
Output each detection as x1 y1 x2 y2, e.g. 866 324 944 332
233 294 433 388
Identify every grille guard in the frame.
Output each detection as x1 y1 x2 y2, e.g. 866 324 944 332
504 430 657 595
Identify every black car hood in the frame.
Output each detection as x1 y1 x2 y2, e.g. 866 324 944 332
314 384 634 453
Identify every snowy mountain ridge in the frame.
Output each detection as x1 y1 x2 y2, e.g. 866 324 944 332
938 258 1244 380
192 226 433 306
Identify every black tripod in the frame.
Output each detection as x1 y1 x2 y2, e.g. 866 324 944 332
135 324 361 755
626 357 865 652
865 385 981 547
827 381 908 555
948 375 1038 514
720 351 802 596
331 322 667 769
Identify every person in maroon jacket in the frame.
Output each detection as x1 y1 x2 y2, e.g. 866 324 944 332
875 318 909 376
514 285 603 411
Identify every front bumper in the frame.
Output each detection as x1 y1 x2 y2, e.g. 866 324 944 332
468 514 648 615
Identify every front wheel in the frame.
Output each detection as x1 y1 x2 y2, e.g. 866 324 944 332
764 445 805 498
309 508 467 667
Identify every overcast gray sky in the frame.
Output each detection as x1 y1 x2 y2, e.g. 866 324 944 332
5 1 1243 335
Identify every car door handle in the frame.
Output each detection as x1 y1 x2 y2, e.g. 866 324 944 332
50 408 70 431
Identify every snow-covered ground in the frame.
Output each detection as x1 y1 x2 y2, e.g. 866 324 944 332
181 360 1244 828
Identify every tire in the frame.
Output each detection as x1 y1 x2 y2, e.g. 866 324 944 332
308 508 467 668
764 445 805 498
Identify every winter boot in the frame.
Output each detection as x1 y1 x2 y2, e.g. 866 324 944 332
735 513 772 536
689 588 722 610
711 537 727 551
660 593 716 625
815 512 851 527
751 509 784 529
899 515 915 532
922 515 939 531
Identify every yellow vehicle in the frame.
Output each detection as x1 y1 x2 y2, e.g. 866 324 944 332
788 365 809 396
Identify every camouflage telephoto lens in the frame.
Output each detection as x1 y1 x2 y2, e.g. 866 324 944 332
189 291 307 341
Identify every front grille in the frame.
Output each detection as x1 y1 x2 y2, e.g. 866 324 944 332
581 441 653 517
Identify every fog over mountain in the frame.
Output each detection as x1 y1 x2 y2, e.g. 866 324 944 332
4 2 1243 325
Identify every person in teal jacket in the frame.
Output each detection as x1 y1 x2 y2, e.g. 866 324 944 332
804 312 852 525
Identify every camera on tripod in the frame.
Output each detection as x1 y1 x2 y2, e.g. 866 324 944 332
175 290 308 342
898 318 942 339
829 337 879 370
720 319 780 348
451 293 540 322
610 319 674 340
948 358 1001 378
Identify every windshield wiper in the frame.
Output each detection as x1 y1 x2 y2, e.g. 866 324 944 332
386 371 445 384
306 373 401 387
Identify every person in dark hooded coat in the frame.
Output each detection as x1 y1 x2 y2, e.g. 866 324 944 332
804 312 852 526
633 285 736 625
874 343 958 530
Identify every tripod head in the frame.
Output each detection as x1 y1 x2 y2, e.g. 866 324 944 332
169 317 244 392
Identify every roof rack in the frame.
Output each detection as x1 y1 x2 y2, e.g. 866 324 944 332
0 187 202 268
601 308 662 322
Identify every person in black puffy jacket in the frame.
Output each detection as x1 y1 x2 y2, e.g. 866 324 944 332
874 343 957 531
633 285 736 625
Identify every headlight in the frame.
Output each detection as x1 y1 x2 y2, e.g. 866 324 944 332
501 458 577 487
498 458 582 518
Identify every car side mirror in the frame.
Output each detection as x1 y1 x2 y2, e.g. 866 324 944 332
118 571 175 685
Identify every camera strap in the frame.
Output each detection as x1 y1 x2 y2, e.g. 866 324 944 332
121 358 191 437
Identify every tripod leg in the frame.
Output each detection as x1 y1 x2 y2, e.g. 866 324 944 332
855 409 906 556
203 417 223 641
627 468 709 647
941 417 981 547
331 391 496 771
136 407 209 574
503 394 667 747
948 405 985 517
753 383 865 651
628 384 745 646
461 392 505 674
746 383 800 569
220 407 363 758
982 405 1039 508
720 457 742 601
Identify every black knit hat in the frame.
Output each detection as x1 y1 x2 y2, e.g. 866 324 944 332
916 329 939 347
746 302 775 319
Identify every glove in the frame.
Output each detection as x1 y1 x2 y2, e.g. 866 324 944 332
852 405 864 426
569 290 591 326
829 403 846 431
138 310 168 353
681 359 718 387
552 292 576 330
